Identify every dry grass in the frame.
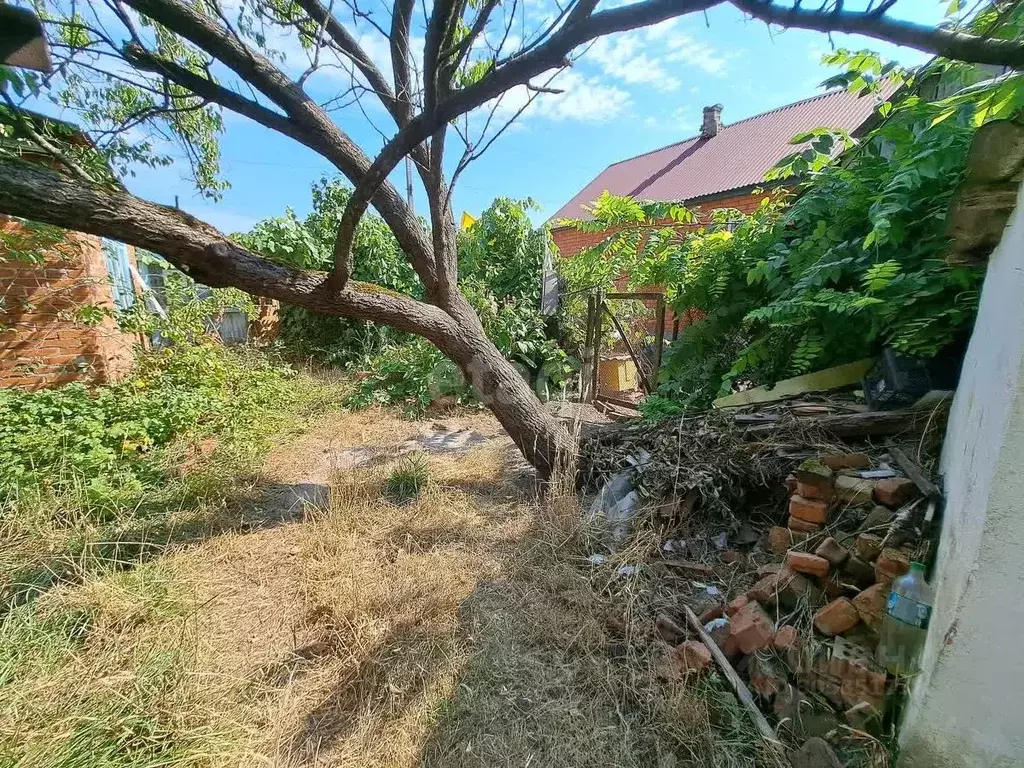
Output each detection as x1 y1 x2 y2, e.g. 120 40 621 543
0 409 782 768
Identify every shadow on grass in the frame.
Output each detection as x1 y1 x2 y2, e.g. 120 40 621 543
0 476 331 614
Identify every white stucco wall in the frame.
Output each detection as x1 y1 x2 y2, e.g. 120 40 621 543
900 179 1024 767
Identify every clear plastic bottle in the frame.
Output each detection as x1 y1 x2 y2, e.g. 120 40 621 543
877 561 934 675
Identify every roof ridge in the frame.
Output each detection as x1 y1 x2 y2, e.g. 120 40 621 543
605 87 848 170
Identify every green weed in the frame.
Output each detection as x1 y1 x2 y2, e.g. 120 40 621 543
386 453 430 504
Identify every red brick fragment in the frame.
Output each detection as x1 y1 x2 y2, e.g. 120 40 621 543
786 551 830 579
797 480 831 501
772 624 799 652
726 594 750 617
873 477 919 507
728 600 776 654
875 548 910 584
813 598 861 636
852 583 888 632
675 640 713 674
788 516 821 534
789 494 828 525
835 475 874 504
854 533 883 563
814 537 849 567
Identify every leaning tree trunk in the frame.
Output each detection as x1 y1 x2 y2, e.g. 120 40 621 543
0 159 576 478
438 294 575 478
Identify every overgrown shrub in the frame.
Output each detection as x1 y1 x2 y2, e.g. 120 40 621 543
0 342 295 499
561 50 1024 416
241 184 571 413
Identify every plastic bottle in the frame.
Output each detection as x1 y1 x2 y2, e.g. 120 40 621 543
877 561 934 675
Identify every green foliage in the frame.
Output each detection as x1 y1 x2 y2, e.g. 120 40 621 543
241 184 569 413
0 343 294 501
0 277 295 501
237 177 420 369
385 453 430 504
344 337 465 415
564 51 1023 414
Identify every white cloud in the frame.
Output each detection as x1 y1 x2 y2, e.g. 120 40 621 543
487 68 631 124
588 35 682 91
662 31 730 76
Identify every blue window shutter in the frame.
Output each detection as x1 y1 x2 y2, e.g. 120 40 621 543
102 239 135 310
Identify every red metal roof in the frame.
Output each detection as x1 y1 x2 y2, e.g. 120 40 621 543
549 87 893 224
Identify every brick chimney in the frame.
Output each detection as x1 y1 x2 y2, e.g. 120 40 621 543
701 104 723 138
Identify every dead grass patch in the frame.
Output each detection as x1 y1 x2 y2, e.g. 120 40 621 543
1 407 783 768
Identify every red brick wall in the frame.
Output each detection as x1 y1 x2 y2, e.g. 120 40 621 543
0 219 142 390
551 189 776 337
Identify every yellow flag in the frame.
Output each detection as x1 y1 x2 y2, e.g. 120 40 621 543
460 211 477 230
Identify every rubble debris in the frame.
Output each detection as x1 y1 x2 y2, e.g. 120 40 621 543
862 505 895 531
675 640 714 674
819 453 871 470
854 533 883 562
727 594 751 617
873 476 920 507
814 537 849 568
772 625 799 653
827 635 887 711
655 614 686 644
769 526 805 553
682 605 784 750
787 516 821 534
888 445 942 501
814 598 861 636
749 654 787 699
790 737 844 768
852 583 888 632
845 701 881 731
841 556 877 589
785 551 830 579
729 601 776 655
835 475 874 504
875 547 910 583
789 495 829 525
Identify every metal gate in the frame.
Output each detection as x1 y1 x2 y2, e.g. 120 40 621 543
579 290 666 406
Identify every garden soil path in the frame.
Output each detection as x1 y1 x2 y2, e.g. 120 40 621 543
168 408 702 768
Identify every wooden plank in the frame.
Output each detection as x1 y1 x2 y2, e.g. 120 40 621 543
653 294 666 376
603 302 654 394
740 408 939 439
888 445 942 500
681 605 783 751
713 358 875 409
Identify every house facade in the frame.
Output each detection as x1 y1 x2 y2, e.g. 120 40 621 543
549 88 894 263
0 219 143 390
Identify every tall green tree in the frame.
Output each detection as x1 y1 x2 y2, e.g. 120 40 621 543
1 0 1023 474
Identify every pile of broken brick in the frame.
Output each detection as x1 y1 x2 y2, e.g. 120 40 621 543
661 451 929 765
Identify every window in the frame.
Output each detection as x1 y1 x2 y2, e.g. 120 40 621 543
101 239 135 310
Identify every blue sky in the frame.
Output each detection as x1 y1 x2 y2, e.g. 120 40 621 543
112 0 946 234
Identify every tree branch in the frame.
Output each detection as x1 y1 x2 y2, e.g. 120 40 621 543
123 43 313 147
331 0 720 278
731 0 1024 68
391 0 417 120
0 158 457 340
122 0 437 290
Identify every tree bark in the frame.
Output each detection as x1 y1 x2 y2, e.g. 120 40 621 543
0 159 573 476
